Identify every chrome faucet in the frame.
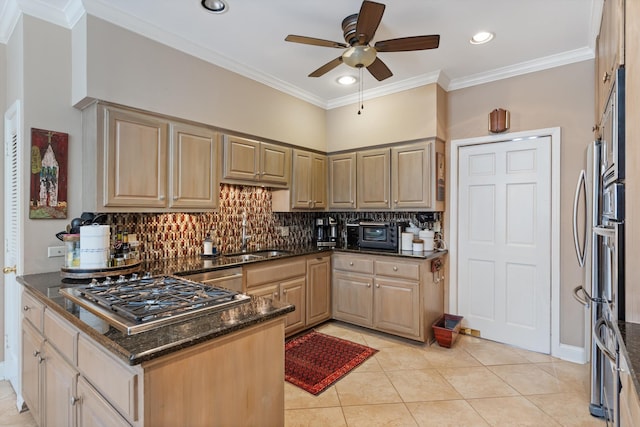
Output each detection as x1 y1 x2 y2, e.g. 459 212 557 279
241 212 251 252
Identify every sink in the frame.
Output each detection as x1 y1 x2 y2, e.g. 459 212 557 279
221 250 291 264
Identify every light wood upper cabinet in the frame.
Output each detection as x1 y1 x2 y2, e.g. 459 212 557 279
170 123 219 209
391 140 445 211
357 148 391 209
222 135 291 187
291 149 327 210
82 102 220 212
104 107 169 208
596 0 625 125
328 153 357 210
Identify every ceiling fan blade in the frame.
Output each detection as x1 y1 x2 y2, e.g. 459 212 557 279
309 57 344 77
375 35 440 52
355 1 385 45
285 35 348 49
367 57 393 81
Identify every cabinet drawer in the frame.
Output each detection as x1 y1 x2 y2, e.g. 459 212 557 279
375 259 420 281
245 258 306 289
44 309 78 364
333 255 374 275
77 334 140 422
22 291 44 332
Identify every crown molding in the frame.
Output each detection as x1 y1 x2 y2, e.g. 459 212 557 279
0 0 20 43
447 47 595 91
0 0 84 43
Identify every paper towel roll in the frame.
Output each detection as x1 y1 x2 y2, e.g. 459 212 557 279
80 225 110 268
401 232 414 251
419 230 435 251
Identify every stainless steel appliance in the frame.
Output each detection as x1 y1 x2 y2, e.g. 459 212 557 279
60 274 251 335
573 67 625 424
358 221 401 251
315 216 337 247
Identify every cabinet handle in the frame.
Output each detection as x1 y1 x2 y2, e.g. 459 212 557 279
367 283 371 288
394 200 398 204
393 266 398 271
349 261 354 266
376 284 380 288
273 292 279 299
308 201 313 207
70 396 80 406
602 72 610 83
350 200 354 204
23 305 29 312
159 195 165 201
37 355 44 364
33 350 40 358
173 196 178 201
384 199 388 204
282 289 287 295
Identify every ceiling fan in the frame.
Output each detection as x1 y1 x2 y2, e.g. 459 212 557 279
285 0 440 82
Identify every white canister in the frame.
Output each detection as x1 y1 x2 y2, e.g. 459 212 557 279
401 232 414 251
418 230 435 251
412 239 424 253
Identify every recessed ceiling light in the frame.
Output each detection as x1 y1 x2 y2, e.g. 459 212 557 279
470 31 494 45
201 0 228 14
337 75 358 85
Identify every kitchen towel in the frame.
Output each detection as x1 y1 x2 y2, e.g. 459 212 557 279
80 224 110 268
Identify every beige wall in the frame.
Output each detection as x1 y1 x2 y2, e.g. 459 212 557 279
326 84 445 152
79 16 326 152
0 41 6 363
447 60 595 348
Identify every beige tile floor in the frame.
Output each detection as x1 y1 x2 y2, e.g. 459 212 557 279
285 321 607 427
0 320 606 427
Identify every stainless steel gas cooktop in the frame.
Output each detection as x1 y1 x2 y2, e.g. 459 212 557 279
60 274 251 335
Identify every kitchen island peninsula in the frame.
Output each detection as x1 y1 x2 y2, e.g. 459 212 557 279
18 271 294 427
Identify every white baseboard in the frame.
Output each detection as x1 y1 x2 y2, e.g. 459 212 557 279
555 342 587 364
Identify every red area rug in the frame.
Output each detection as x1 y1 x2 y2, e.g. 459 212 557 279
285 330 378 395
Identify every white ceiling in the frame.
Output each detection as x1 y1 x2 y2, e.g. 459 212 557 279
0 0 602 109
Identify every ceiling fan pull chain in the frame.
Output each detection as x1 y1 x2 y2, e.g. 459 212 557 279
358 67 364 115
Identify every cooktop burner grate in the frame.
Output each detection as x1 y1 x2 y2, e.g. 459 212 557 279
75 276 240 322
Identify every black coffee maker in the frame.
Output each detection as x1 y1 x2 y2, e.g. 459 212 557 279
315 217 337 247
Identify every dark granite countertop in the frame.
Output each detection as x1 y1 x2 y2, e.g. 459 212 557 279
17 245 445 367
617 321 640 395
18 272 294 366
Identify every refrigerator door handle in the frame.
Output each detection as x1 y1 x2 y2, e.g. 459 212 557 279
572 285 591 307
593 317 616 362
573 169 587 267
594 225 616 239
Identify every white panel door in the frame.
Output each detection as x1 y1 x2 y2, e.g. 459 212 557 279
458 136 551 353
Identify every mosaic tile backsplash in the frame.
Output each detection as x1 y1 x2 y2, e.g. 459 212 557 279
108 184 442 261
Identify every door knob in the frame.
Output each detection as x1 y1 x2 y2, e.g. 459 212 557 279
3 266 16 274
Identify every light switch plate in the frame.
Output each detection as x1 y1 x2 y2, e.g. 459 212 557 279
48 246 65 257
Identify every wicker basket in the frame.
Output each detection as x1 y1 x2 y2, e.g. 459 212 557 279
432 314 463 348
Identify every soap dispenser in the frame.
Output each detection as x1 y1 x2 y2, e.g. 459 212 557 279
203 232 213 255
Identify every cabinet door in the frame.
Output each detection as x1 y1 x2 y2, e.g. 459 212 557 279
76 377 131 427
222 135 260 181
291 149 313 208
597 0 625 120
105 107 169 207
392 142 433 209
22 321 43 426
311 153 327 209
357 148 390 209
247 284 280 300
332 272 373 326
260 142 291 186
373 278 421 340
329 153 357 210
43 342 77 427
306 255 331 325
281 277 306 334
170 123 219 209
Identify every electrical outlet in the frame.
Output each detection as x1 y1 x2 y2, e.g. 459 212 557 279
48 246 65 258
277 226 290 237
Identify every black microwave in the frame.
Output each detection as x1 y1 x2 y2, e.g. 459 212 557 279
358 221 401 251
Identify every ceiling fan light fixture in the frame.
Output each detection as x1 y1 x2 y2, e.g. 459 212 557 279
470 31 494 45
337 75 358 85
201 0 228 14
342 45 377 68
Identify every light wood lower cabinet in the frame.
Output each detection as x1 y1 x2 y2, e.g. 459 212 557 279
332 252 444 342
620 349 640 427
244 253 331 336
22 288 287 427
